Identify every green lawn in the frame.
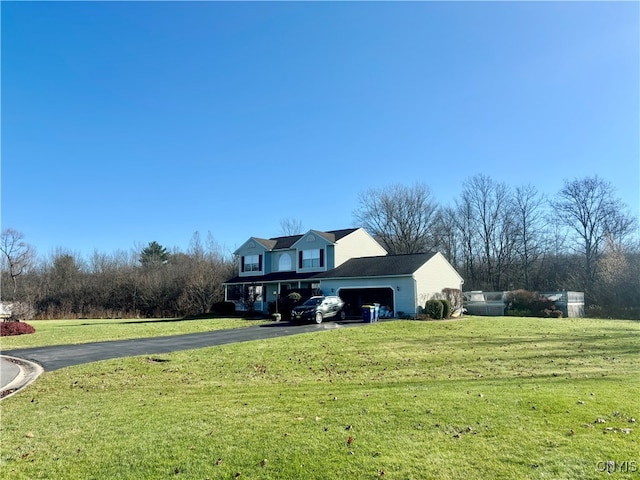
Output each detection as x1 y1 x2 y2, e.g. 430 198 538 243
1 317 638 479
0 317 268 350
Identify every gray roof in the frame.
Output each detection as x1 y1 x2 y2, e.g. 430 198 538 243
314 252 438 279
266 228 359 250
253 238 278 250
269 235 303 249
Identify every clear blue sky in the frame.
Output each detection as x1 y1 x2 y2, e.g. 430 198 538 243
2 1 639 260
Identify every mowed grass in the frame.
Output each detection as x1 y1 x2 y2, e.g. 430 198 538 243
0 317 268 350
1 317 638 479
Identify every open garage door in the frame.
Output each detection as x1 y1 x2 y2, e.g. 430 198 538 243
338 287 394 317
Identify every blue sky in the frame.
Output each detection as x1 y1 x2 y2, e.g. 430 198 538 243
2 1 639 259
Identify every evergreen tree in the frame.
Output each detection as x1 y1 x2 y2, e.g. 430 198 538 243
139 241 169 267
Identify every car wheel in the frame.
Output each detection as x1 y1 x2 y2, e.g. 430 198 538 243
339 310 346 320
315 312 323 324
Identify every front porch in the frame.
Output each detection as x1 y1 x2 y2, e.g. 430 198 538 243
224 274 323 313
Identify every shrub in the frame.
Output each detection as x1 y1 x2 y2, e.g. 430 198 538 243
425 300 444 320
506 290 538 314
212 301 236 316
1 321 36 336
440 299 451 319
287 292 302 303
506 290 563 318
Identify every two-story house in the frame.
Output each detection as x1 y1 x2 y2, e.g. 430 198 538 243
224 228 387 312
224 227 464 317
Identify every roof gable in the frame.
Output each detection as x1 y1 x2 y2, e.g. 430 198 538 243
291 228 359 248
292 230 333 248
234 237 273 255
234 228 361 254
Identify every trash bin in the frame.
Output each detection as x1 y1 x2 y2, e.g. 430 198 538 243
362 305 374 323
373 303 380 322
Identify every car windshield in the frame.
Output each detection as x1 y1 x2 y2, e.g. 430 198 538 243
302 298 323 306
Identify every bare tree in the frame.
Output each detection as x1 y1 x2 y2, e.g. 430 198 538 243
432 206 461 270
551 176 637 301
453 194 479 287
353 183 439 254
456 175 515 290
0 228 36 301
278 218 304 236
178 231 231 315
513 185 547 289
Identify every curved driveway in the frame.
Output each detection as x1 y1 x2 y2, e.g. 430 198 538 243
2 320 368 373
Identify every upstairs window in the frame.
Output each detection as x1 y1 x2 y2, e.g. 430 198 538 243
278 253 292 271
299 249 324 268
242 254 262 272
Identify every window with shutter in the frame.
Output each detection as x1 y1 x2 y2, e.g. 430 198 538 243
301 249 322 268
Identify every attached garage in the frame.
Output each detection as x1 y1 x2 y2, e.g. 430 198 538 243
336 287 395 317
315 252 464 317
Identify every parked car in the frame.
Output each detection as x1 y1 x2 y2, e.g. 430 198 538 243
291 296 346 324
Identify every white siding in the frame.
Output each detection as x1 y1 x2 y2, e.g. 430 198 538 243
334 228 387 267
413 252 464 308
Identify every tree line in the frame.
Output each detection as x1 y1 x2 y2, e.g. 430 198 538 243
0 231 234 319
354 175 639 318
2 174 639 320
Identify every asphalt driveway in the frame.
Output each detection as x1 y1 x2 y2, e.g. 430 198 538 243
2 320 369 372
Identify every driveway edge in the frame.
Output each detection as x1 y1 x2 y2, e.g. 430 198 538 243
0 355 44 401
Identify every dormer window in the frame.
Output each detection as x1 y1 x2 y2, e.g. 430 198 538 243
299 249 324 268
242 254 262 272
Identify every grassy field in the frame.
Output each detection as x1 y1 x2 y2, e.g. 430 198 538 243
0 317 268 350
1 317 638 479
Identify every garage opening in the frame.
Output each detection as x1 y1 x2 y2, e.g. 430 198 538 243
338 287 394 317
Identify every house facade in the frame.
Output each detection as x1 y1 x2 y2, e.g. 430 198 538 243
223 228 464 317
224 228 387 312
